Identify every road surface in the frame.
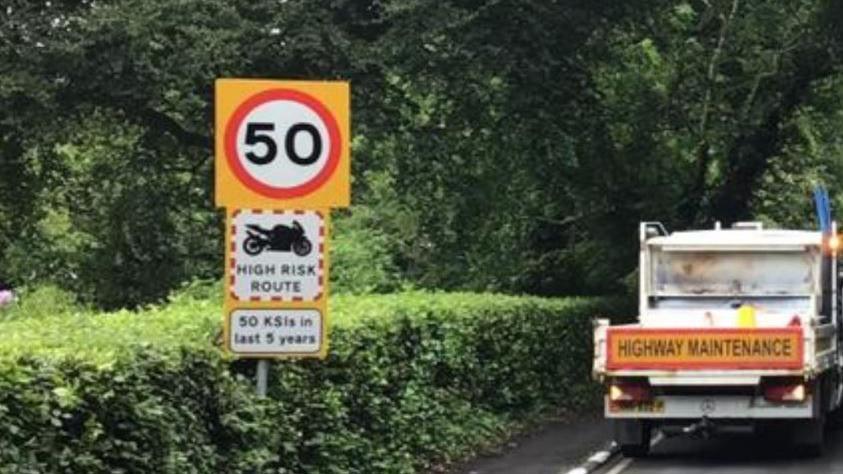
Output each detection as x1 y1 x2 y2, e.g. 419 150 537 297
456 413 611 474
598 426 843 474
459 418 843 474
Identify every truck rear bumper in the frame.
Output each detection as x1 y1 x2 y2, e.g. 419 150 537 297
605 394 813 419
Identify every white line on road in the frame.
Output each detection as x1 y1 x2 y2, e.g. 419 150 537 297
588 451 613 464
604 456 633 474
604 433 665 474
562 442 618 474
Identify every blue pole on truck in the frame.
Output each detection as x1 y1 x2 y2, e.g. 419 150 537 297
814 186 832 234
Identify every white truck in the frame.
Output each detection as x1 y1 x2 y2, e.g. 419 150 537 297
593 221 843 456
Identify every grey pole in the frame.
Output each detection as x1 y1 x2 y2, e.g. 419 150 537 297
256 359 270 397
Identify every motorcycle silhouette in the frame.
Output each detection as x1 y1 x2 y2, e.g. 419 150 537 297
243 221 313 257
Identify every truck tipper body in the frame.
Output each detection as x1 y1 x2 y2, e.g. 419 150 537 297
592 221 843 456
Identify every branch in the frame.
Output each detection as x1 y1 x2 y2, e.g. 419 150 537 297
534 214 586 227
698 0 740 137
740 53 780 124
739 30 805 124
681 0 740 225
532 204 612 228
712 46 835 222
137 108 210 150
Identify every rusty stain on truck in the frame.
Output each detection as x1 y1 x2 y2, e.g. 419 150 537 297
653 251 815 296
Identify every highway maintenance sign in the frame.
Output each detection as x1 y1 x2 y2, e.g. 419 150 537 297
222 207 331 358
605 328 803 370
228 209 324 302
215 79 350 208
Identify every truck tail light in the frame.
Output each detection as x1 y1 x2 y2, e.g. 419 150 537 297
609 380 651 402
830 234 840 251
763 379 806 403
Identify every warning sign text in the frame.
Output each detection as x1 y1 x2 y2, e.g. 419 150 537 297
606 328 803 370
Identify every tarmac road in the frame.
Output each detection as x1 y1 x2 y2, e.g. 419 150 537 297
456 413 612 474
459 416 843 474
598 425 843 474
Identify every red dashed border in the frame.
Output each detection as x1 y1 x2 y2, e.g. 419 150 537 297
229 209 325 302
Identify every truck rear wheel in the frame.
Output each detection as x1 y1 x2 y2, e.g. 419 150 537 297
792 417 824 457
792 383 825 457
615 420 652 457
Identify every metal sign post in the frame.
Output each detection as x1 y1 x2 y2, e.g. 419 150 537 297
256 359 270 397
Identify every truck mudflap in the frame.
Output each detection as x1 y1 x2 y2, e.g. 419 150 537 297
602 326 803 371
605 394 814 419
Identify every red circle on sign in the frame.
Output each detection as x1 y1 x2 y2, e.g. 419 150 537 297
224 89 342 199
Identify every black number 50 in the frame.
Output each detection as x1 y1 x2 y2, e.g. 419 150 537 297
244 122 322 166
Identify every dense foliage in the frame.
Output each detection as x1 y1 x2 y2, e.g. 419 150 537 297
0 289 629 473
2 0 843 307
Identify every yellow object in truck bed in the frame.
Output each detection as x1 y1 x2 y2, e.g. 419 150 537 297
605 327 803 370
736 304 757 328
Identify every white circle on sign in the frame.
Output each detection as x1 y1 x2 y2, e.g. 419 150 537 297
235 100 330 189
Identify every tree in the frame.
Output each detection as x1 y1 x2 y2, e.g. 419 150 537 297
2 0 843 306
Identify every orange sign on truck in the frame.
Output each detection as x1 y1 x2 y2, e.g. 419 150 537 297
605 328 803 370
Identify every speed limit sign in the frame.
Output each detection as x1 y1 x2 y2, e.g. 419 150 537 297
215 80 350 208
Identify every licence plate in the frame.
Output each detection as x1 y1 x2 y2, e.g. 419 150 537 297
608 399 665 413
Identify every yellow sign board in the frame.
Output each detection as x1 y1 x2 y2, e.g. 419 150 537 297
222 208 330 358
215 79 350 208
606 328 802 370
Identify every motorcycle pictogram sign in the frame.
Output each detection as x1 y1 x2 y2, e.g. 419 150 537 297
229 209 324 302
243 221 313 257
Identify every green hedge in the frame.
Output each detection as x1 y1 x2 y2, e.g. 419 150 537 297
0 291 630 473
